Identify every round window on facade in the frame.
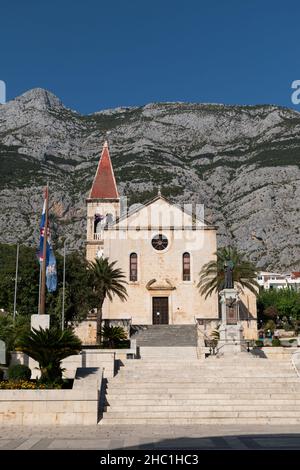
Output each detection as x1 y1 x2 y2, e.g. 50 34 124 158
151 234 168 251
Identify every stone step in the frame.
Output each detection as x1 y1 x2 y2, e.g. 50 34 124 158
123 361 292 367
103 410 300 418
100 417 300 425
105 404 300 412
107 389 300 396
101 344 300 425
131 325 198 347
124 359 292 365
117 371 296 377
107 391 300 399
106 398 300 405
119 365 295 370
110 377 299 383
139 352 198 358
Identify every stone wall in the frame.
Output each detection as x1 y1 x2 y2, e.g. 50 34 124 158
11 350 116 379
0 367 101 426
73 319 97 345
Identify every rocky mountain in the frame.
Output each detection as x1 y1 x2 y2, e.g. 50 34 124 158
1 88 300 270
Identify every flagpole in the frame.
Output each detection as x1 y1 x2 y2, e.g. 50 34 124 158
62 238 67 330
13 243 19 323
40 183 49 315
38 262 42 315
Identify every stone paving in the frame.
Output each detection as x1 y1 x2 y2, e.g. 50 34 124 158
1 425 300 449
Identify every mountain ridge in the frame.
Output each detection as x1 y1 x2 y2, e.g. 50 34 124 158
1 88 300 271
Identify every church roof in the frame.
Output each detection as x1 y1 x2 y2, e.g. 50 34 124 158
89 141 119 199
113 193 217 229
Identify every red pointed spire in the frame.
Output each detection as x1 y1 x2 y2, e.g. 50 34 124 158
89 141 119 199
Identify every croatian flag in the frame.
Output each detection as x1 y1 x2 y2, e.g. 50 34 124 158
39 188 57 292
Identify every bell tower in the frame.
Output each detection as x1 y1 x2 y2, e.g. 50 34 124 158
86 140 120 261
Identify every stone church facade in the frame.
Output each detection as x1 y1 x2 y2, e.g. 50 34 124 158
82 141 257 341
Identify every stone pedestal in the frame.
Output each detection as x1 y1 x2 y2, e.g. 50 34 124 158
31 314 50 331
218 322 245 355
217 288 245 356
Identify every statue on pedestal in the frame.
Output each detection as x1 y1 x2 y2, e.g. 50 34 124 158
224 260 234 289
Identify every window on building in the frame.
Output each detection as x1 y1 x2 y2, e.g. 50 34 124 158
130 253 138 281
151 234 168 251
183 252 191 281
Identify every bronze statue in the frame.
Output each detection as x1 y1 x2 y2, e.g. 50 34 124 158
224 260 234 289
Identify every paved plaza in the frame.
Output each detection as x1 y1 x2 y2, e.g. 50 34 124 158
1 425 300 450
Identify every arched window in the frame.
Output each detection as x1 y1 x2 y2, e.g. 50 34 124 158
130 253 138 281
183 252 191 281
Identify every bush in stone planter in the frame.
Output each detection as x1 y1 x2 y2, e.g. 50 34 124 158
16 327 82 384
271 338 281 347
101 325 127 348
8 364 31 381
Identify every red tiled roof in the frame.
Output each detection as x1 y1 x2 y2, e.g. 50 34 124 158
89 141 119 199
291 272 300 279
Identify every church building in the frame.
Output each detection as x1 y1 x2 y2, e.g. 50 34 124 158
84 141 257 339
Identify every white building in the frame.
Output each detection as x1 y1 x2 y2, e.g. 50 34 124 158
257 271 300 290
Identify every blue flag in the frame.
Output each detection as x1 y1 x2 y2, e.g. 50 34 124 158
46 248 57 293
38 188 57 293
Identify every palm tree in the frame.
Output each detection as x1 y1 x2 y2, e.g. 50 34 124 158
101 325 128 348
197 246 258 299
88 257 128 344
16 327 82 383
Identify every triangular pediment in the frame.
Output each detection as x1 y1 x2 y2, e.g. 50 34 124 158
114 195 212 229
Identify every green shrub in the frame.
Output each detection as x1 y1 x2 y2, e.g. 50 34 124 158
0 369 4 381
8 364 31 381
101 325 127 348
0 380 46 390
272 338 281 347
16 327 81 384
255 340 264 347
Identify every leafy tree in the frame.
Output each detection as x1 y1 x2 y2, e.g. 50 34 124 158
0 244 40 316
0 244 94 328
263 305 279 319
197 246 258 298
257 288 300 324
88 258 128 343
0 313 30 362
16 327 82 383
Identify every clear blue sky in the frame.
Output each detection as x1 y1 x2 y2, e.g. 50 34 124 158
1 0 300 113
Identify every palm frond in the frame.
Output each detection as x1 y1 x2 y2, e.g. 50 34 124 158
198 246 258 299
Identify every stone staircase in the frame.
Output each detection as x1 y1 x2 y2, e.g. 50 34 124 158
130 324 198 347
100 350 300 425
